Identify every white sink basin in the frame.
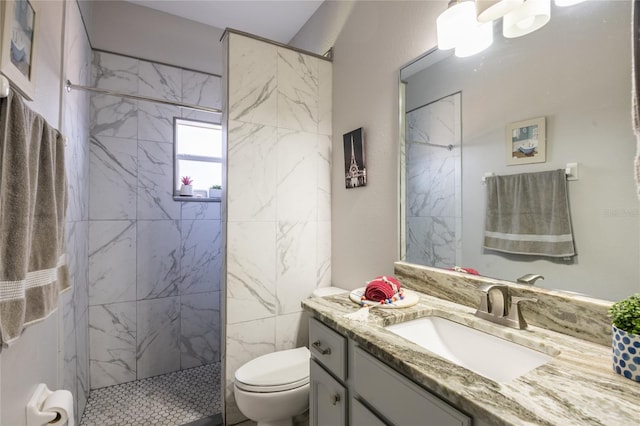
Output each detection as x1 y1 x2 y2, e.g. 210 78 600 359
385 316 553 383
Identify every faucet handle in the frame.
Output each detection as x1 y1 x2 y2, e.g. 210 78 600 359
507 297 537 329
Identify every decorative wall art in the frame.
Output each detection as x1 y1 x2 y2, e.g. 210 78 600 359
506 117 546 165
343 127 367 188
0 0 38 100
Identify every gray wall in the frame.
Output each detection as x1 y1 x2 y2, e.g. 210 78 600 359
87 51 222 388
85 0 224 75
292 0 445 290
0 0 92 424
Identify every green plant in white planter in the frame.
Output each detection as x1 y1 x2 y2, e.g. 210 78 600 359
209 184 222 198
609 293 640 382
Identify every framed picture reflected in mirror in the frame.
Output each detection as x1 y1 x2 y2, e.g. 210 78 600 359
506 117 546 165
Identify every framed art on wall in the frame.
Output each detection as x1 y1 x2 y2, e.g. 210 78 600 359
343 127 367 188
506 117 546 165
1 0 38 100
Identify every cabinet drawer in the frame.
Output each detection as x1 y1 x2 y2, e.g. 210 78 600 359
352 346 471 426
309 318 347 380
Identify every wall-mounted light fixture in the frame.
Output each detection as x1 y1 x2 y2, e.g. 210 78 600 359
436 0 478 50
436 0 586 57
437 0 495 57
476 0 524 23
502 0 550 38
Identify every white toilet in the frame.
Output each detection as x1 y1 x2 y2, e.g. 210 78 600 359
234 287 348 426
234 347 311 426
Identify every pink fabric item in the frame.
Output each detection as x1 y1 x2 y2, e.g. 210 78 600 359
364 276 402 302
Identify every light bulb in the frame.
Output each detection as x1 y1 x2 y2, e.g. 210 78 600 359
437 1 477 50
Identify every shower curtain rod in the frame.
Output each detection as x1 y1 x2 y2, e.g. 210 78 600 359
65 80 222 114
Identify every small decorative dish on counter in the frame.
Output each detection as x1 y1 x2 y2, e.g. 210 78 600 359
349 287 419 308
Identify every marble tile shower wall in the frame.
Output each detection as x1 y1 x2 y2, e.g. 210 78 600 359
88 51 222 389
405 93 461 269
61 1 92 420
223 33 332 424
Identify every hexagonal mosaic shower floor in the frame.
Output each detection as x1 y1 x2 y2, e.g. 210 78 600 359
80 363 221 425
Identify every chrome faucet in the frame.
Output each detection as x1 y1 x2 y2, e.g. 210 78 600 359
516 274 544 285
475 284 537 329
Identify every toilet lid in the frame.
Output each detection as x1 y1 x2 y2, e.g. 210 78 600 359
235 347 310 392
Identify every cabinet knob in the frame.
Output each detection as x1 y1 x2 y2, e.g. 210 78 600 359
330 393 341 406
312 340 332 355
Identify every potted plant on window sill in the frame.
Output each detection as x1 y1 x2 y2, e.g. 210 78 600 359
180 176 194 196
209 184 222 198
609 293 640 382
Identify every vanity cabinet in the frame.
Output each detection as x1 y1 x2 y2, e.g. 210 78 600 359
309 318 472 426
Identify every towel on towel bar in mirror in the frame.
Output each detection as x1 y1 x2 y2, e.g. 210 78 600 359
0 89 69 345
483 169 576 258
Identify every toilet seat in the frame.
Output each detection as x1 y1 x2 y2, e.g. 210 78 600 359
235 347 310 393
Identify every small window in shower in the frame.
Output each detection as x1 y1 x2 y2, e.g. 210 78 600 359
174 117 222 200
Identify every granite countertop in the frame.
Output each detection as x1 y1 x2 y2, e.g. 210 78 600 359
302 291 640 426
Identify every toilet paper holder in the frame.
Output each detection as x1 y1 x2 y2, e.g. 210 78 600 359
26 384 61 425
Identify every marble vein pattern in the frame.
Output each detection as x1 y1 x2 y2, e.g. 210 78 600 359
136 297 181 379
63 12 92 405
138 61 182 102
66 221 89 318
181 201 221 220
317 134 332 222
405 93 460 268
136 220 181 300
62 290 78 405
75 309 90 414
276 129 317 222
224 33 332 423
180 292 221 369
406 216 456 268
137 140 180 220
89 302 137 388
92 51 139 94
275 311 309 351
89 220 136 305
90 94 138 139
316 221 331 288
89 135 137 220
227 120 277 221
138 100 180 144
88 51 224 386
276 221 316 315
228 34 278 126
318 60 332 136
226 222 277 324
182 70 222 109
225 318 276 425
277 48 318 133
181 220 221 295
302 287 640 426
64 89 90 223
